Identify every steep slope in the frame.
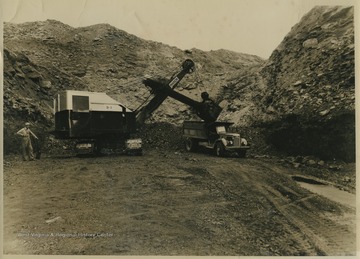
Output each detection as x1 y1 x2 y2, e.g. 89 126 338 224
259 6 355 161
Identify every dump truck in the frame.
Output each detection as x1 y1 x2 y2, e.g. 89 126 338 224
183 121 249 157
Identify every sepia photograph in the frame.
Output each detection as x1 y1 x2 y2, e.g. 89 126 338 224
1 0 357 257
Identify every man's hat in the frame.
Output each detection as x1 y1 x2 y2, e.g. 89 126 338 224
25 122 30 126
201 91 209 100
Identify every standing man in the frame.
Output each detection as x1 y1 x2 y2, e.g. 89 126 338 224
16 122 38 161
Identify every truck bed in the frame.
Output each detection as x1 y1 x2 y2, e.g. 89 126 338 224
183 121 209 139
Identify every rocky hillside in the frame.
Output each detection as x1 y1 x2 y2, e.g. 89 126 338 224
3 6 355 161
259 6 355 161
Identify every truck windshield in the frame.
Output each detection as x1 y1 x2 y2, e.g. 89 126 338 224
216 126 226 134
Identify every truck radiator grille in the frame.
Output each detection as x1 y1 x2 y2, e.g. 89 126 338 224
234 137 240 146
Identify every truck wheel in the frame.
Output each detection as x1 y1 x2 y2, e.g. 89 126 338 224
237 150 247 158
215 142 225 157
185 138 198 152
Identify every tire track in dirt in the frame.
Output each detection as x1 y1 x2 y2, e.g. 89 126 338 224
256 161 357 256
198 158 319 255
194 157 356 255
263 183 356 255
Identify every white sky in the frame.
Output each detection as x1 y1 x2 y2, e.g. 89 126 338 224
0 0 357 58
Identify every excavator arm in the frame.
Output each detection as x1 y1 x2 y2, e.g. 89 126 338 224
136 59 222 124
135 59 195 126
142 78 222 122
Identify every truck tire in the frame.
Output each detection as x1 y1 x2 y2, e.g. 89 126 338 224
185 138 198 152
237 150 247 158
215 142 225 157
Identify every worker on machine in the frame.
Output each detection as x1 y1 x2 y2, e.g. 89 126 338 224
200 91 218 120
201 91 216 104
200 91 218 140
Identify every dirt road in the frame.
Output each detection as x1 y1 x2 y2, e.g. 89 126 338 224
3 150 356 256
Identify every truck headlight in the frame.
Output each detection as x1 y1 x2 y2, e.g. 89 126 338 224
241 138 248 146
226 137 234 146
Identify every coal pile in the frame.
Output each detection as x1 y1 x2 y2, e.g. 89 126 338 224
138 122 184 151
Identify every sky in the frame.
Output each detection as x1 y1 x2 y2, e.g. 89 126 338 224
0 0 358 58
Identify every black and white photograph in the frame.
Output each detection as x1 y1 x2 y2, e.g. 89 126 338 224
1 0 357 257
